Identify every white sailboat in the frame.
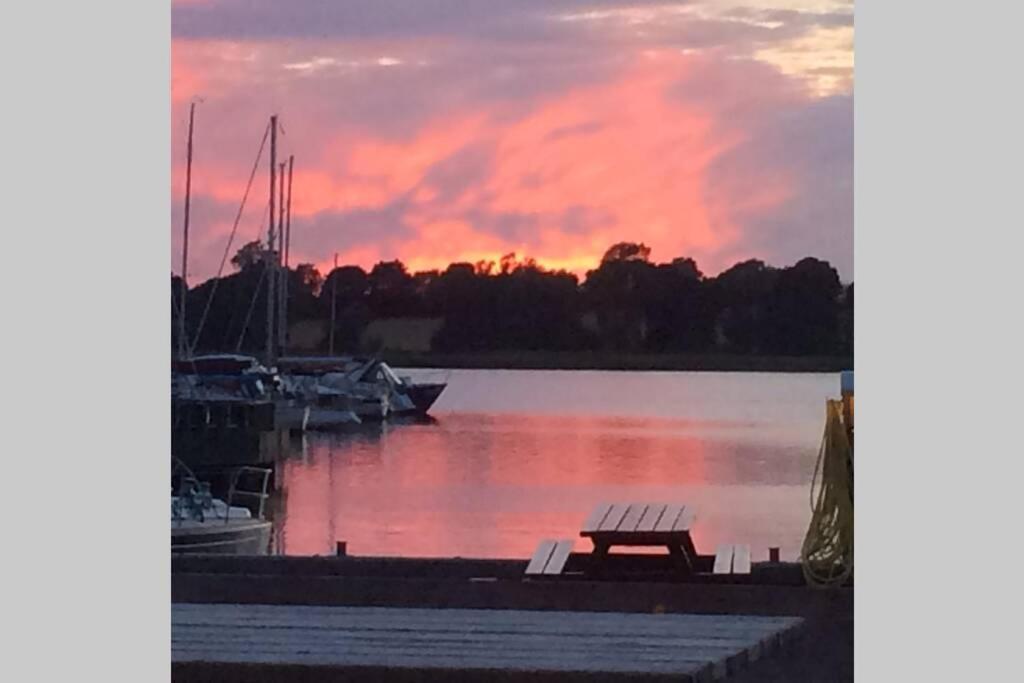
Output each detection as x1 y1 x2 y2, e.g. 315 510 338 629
172 112 309 433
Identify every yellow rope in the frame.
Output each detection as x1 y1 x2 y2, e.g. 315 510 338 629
801 399 854 588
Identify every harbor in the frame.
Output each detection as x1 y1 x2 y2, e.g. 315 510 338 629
171 368 853 681
167 17 853 678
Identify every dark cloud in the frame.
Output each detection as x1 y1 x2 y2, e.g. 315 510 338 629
420 142 497 204
173 0 850 62
173 2 852 141
289 196 418 262
559 205 616 235
704 94 853 277
759 9 854 29
458 209 542 242
723 7 854 30
445 205 613 243
172 0 658 42
668 51 803 117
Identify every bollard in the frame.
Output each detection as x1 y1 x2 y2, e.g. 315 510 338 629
336 541 347 557
769 547 780 563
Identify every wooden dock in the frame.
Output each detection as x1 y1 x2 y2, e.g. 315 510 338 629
172 603 803 682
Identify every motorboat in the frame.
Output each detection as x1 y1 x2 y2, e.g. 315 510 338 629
278 373 364 429
277 356 448 419
171 460 273 555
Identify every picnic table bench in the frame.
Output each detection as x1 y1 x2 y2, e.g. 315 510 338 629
527 502 751 579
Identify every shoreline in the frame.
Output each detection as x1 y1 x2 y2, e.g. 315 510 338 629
379 350 853 373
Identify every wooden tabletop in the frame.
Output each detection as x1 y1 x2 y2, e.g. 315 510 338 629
581 502 696 538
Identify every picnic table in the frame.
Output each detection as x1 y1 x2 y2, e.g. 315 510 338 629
581 502 701 572
525 502 751 578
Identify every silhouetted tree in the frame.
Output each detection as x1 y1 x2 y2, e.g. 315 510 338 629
323 266 369 304
172 274 186 352
231 240 276 271
670 257 703 281
294 264 323 294
367 260 419 318
764 257 842 355
432 258 584 351
413 270 443 316
708 259 779 353
185 266 267 352
171 243 852 359
601 242 651 264
320 266 371 353
645 259 713 352
583 256 656 351
431 263 499 351
837 283 854 356
282 264 324 324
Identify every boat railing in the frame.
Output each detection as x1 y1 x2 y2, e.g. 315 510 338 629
172 458 272 524
226 466 272 521
172 458 212 523
397 369 451 387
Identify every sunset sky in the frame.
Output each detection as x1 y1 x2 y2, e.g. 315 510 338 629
171 0 853 284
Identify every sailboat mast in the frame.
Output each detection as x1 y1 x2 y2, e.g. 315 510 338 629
277 161 287 356
283 155 294 356
266 115 277 365
285 156 294 268
178 102 195 359
329 252 338 355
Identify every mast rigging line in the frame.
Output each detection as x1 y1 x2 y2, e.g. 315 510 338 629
188 121 272 355
222 201 272 350
235 249 272 352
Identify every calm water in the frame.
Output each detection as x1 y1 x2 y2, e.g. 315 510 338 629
275 370 835 562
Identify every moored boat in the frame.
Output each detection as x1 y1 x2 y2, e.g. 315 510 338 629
402 380 447 414
171 460 273 555
173 354 309 432
278 356 448 418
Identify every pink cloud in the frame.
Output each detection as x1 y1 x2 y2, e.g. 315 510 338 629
172 20 850 283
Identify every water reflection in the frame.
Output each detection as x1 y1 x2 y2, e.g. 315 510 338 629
274 370 833 562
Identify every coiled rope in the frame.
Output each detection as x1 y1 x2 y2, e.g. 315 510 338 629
801 399 854 588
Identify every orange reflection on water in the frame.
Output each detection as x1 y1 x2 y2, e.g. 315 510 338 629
277 412 813 561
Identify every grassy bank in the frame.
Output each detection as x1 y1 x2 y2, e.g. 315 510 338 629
380 350 853 373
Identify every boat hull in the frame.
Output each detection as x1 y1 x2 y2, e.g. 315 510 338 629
351 398 388 422
404 383 447 415
274 403 310 432
306 407 362 430
171 519 272 555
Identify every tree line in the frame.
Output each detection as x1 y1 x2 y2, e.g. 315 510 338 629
172 241 853 358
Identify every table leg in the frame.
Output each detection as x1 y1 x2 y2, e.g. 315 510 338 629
589 541 610 576
681 533 699 561
668 544 693 573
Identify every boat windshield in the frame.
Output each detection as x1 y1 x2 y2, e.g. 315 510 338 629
377 363 404 387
